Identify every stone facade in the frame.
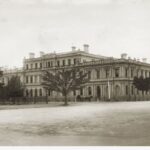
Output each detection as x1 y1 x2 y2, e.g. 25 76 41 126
2 45 150 101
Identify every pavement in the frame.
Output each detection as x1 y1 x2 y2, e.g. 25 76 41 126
0 101 150 145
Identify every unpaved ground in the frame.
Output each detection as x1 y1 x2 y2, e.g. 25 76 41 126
0 101 150 146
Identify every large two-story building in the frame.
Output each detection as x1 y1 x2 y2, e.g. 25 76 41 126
2 44 150 101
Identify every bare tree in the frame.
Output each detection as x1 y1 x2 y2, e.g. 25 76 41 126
42 68 89 105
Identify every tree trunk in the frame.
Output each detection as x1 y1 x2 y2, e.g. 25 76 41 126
64 94 68 106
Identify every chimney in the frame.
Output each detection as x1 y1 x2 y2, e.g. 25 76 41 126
40 51 45 57
142 58 147 63
83 44 89 53
71 46 76 51
121 53 127 59
29 53 35 59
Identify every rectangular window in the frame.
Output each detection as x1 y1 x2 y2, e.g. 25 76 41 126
26 64 28 70
131 69 134 78
131 86 134 95
26 76 28 83
34 76 37 83
48 62 50 68
62 60 65 66
137 70 139 77
88 71 91 79
39 89 42 96
97 70 100 79
30 76 33 83
51 61 53 67
141 70 143 77
73 90 76 96
80 88 83 96
68 59 71 66
126 86 128 95
115 68 119 78
57 61 60 67
88 87 92 95
40 63 42 68
125 68 128 77
74 58 76 65
48 90 51 96
145 71 147 78
35 63 38 69
106 69 109 78
30 64 33 69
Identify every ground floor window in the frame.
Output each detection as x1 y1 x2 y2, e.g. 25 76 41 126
30 89 33 97
88 87 92 96
39 89 42 96
80 88 83 96
35 89 38 97
131 86 134 95
26 89 29 97
125 85 128 95
48 90 51 96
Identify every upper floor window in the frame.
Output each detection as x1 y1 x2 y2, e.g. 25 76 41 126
136 70 139 77
96 70 100 79
57 60 60 67
30 76 33 83
88 71 91 79
131 69 134 78
40 63 42 68
62 60 65 66
115 68 119 78
141 70 143 77
125 68 128 77
51 61 53 67
26 64 28 70
30 64 33 69
106 69 110 78
34 75 37 83
145 71 147 78
48 62 50 68
74 58 76 65
68 59 71 66
26 76 28 83
35 63 38 69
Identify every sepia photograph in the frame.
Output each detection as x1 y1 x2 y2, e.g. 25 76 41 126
0 0 150 147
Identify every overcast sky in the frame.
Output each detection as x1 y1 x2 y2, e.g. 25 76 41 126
0 0 150 68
